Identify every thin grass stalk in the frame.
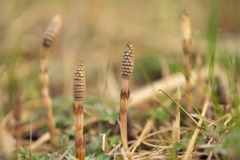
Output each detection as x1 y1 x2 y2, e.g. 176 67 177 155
176 85 180 125
172 121 178 160
181 10 193 115
40 15 62 150
130 118 154 155
160 89 199 126
182 97 209 160
153 97 192 127
120 42 134 148
173 85 181 158
62 134 65 160
29 119 32 160
73 62 86 160
239 52 240 89
14 97 21 147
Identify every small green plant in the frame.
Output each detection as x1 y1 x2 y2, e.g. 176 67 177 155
15 147 30 160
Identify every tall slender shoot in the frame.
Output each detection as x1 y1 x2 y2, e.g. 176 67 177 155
120 42 134 148
181 10 193 115
40 14 62 150
73 62 86 160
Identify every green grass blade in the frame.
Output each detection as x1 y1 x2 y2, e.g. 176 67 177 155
180 87 208 127
159 89 199 126
207 0 220 92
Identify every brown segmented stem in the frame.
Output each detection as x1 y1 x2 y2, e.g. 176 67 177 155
42 14 62 49
73 62 86 102
120 42 134 157
181 10 192 115
73 61 86 160
121 42 134 80
39 14 62 150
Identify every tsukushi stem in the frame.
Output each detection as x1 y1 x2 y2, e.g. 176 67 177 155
181 10 193 115
120 42 134 147
40 14 62 150
73 62 86 160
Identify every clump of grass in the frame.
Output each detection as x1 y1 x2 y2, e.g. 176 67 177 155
39 14 62 150
181 10 193 115
120 42 134 150
72 61 86 160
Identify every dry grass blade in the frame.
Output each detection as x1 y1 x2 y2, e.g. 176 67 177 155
191 114 220 126
101 134 110 153
108 142 122 155
182 97 209 160
172 121 179 158
58 142 75 160
173 84 180 158
130 118 154 155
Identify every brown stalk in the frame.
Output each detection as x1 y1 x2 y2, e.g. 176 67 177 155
40 14 62 150
181 10 193 115
73 62 86 160
14 98 22 147
120 42 134 149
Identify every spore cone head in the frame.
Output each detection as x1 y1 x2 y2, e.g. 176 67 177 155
73 62 85 102
42 14 62 48
121 42 134 80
